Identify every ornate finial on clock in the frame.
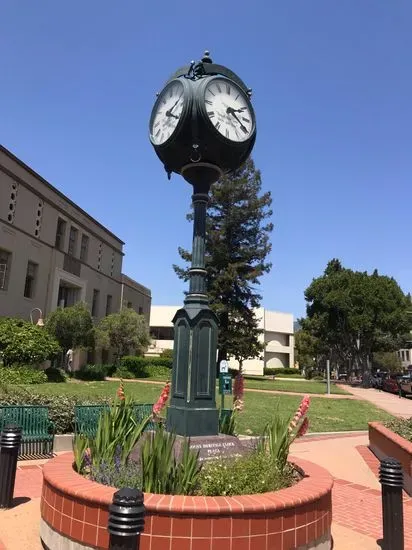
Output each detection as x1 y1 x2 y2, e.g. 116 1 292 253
202 50 212 64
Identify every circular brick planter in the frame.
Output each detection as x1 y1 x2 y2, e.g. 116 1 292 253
40 452 333 550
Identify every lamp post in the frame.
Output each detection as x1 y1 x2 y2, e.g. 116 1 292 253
30 308 44 327
149 51 256 437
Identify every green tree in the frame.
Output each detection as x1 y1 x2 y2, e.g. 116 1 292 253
45 302 94 356
174 159 273 370
294 328 321 370
373 351 402 372
95 308 150 363
302 259 411 372
0 317 61 366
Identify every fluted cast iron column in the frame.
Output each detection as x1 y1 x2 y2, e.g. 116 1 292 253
186 189 209 303
167 182 219 437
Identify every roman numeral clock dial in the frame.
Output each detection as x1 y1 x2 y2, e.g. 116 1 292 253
203 77 254 143
150 80 186 146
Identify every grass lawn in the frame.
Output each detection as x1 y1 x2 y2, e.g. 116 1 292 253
243 378 349 395
18 380 391 435
235 392 392 434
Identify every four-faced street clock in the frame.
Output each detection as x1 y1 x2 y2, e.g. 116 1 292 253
148 52 257 438
149 51 256 186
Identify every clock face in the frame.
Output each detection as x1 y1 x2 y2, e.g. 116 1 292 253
203 78 254 142
150 80 185 145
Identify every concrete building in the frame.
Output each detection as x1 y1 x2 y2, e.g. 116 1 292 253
0 145 151 356
398 349 412 370
149 305 294 375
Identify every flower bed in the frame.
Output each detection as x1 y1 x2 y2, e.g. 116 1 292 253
369 421 412 495
40 452 333 550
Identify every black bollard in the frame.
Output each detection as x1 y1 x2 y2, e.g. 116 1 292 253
0 424 22 508
379 457 404 550
108 488 145 550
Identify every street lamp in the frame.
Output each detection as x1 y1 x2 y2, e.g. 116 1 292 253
30 308 44 327
149 51 256 437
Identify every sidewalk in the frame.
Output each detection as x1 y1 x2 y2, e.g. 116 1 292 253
292 432 412 549
2 434 411 549
340 385 412 417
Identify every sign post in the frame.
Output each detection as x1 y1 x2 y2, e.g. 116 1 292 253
219 360 230 411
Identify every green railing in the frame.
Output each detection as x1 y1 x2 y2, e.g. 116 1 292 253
74 404 156 439
0 405 54 457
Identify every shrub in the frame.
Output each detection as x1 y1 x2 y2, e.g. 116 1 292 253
0 384 109 434
45 367 67 383
116 356 172 379
198 452 295 496
0 366 47 385
264 367 301 376
73 364 108 381
160 348 173 358
305 368 324 380
384 418 412 442
0 317 61 366
122 356 173 370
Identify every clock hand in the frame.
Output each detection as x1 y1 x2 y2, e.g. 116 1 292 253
226 107 248 133
166 97 181 118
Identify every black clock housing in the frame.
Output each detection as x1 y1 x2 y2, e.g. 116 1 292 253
149 52 256 187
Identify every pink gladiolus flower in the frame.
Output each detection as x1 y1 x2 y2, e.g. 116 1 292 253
289 395 310 433
116 380 125 401
233 373 245 412
297 417 309 438
153 382 171 417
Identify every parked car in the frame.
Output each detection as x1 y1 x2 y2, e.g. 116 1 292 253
382 373 403 394
371 371 388 390
399 373 412 397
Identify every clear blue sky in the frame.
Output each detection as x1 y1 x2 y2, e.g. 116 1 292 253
1 1 411 319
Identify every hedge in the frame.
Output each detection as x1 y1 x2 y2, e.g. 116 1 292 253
73 364 113 381
0 384 110 434
116 356 172 379
263 367 301 376
0 366 47 385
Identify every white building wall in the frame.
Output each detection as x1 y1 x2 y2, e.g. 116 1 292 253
149 305 294 375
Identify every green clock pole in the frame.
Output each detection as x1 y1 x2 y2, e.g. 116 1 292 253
166 180 219 437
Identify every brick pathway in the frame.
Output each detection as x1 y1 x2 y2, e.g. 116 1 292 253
339 385 412 417
3 439 412 549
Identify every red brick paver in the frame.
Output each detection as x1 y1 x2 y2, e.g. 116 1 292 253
356 445 380 478
14 464 44 500
333 478 412 549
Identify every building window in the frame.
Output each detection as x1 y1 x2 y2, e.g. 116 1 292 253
97 242 102 271
138 306 143 315
80 234 89 262
0 249 11 290
106 294 112 316
92 289 100 317
68 227 78 256
150 326 174 340
24 261 38 298
55 218 67 250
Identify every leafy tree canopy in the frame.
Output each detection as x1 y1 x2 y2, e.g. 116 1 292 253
0 317 61 366
95 307 150 363
45 302 94 352
373 351 402 372
174 158 273 367
302 259 412 370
